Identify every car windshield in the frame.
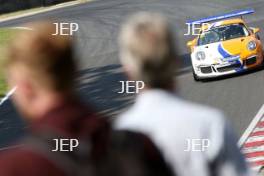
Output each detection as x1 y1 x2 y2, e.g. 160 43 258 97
198 23 249 46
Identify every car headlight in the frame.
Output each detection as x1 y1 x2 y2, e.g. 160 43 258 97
247 41 257 51
196 51 206 60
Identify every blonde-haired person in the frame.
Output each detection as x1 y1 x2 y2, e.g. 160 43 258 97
115 12 252 176
0 21 109 176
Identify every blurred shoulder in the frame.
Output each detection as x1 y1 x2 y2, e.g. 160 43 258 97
174 97 227 125
0 147 64 176
178 97 225 117
120 92 226 122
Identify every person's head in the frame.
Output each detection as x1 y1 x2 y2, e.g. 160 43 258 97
5 21 77 120
119 12 177 90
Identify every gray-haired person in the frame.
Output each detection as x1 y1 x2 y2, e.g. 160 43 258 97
114 12 252 176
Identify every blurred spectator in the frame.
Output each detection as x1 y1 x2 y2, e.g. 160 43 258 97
115 12 251 176
0 21 109 176
0 21 175 176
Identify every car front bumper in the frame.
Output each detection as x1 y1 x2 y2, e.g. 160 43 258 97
193 55 262 79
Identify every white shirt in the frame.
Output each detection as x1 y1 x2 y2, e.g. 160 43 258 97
115 89 251 176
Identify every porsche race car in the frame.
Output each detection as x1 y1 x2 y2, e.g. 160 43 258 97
187 9 264 81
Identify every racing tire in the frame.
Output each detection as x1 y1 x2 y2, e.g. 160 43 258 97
260 54 264 68
256 34 261 40
192 69 200 81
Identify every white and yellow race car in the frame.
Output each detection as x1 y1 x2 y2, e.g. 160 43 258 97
187 9 264 81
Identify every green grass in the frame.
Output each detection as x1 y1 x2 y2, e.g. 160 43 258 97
0 28 15 97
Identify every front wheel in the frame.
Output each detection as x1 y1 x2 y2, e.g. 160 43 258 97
192 69 200 81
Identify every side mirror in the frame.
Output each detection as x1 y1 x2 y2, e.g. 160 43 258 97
254 27 260 33
250 27 260 33
187 41 193 47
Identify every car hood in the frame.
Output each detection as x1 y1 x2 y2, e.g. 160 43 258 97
193 37 249 64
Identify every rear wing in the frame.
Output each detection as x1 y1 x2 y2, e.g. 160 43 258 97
187 8 254 25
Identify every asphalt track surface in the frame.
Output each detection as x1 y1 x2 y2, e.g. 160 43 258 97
1 0 264 148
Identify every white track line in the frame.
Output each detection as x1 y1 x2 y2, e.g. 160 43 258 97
0 144 22 151
0 26 32 107
10 27 33 30
0 87 16 106
238 104 264 146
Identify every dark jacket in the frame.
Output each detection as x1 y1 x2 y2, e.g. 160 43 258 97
0 99 109 176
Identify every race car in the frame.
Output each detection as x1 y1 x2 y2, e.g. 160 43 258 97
186 9 264 81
